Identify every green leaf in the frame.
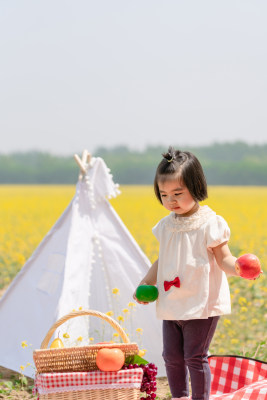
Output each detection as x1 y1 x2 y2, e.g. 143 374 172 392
4 381 13 390
125 354 149 365
19 376 28 386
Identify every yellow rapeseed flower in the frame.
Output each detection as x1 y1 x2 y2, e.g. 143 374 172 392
17 254 26 265
238 297 247 306
63 333 70 338
128 302 136 308
228 329 236 338
251 318 259 325
89 337 94 342
113 333 119 338
21 341 28 348
123 308 129 314
136 328 143 334
240 306 248 313
112 288 119 294
106 311 114 316
77 336 83 342
223 319 231 327
117 315 124 322
231 338 239 344
20 365 25 371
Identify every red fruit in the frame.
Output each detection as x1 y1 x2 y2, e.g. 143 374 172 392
235 254 263 280
96 348 125 372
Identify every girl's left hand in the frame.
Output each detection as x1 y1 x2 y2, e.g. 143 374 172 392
235 254 263 280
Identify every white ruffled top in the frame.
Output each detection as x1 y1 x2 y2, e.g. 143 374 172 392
152 206 231 320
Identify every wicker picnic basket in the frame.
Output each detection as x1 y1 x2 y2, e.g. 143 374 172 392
33 309 139 374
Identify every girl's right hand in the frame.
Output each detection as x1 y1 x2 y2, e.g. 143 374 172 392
133 287 149 305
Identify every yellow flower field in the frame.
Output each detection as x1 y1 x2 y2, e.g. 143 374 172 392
0 185 266 359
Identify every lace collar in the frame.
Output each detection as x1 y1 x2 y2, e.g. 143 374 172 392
165 205 216 232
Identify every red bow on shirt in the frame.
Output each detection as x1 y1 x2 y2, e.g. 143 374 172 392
164 277 181 291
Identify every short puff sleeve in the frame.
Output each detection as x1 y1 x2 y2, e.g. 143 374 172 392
205 215 230 250
152 219 163 241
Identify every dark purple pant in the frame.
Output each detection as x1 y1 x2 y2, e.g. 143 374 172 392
162 316 220 400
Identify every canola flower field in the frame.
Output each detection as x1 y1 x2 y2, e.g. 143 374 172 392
0 185 266 360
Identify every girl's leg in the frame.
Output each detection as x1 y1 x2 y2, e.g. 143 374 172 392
182 316 220 400
162 320 189 398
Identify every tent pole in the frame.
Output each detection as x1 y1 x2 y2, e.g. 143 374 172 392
87 153 92 164
74 150 92 180
81 149 88 165
74 154 86 173
74 154 86 181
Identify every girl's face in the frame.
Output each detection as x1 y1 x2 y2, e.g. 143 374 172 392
158 178 198 217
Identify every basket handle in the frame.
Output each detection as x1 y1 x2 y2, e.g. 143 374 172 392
40 309 130 349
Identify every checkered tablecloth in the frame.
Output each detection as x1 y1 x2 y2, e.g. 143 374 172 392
34 368 143 395
209 355 267 399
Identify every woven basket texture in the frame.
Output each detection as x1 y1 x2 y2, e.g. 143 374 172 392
38 388 140 400
34 343 138 373
33 310 139 374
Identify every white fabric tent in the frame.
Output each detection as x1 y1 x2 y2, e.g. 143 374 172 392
0 156 164 377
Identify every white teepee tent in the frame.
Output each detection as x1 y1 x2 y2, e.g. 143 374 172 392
0 152 164 377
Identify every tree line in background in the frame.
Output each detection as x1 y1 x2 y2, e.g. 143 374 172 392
0 141 267 185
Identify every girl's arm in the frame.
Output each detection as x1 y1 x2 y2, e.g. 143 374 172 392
138 258 158 286
133 259 158 304
212 242 239 276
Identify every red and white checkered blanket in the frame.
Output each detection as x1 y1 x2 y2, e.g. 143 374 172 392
34 368 143 395
209 355 267 399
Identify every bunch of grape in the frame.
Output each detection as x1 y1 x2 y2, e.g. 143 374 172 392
123 362 158 399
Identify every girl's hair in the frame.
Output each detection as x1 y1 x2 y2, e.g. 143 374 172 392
154 146 208 203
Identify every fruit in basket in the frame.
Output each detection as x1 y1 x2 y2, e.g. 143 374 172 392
136 285 158 302
124 362 158 398
50 337 64 349
96 348 125 371
235 253 263 280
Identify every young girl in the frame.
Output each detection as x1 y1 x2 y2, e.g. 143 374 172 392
134 147 241 400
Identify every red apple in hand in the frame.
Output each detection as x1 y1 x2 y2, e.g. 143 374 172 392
235 254 263 280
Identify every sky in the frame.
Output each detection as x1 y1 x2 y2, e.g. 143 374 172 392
1 1 267 155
